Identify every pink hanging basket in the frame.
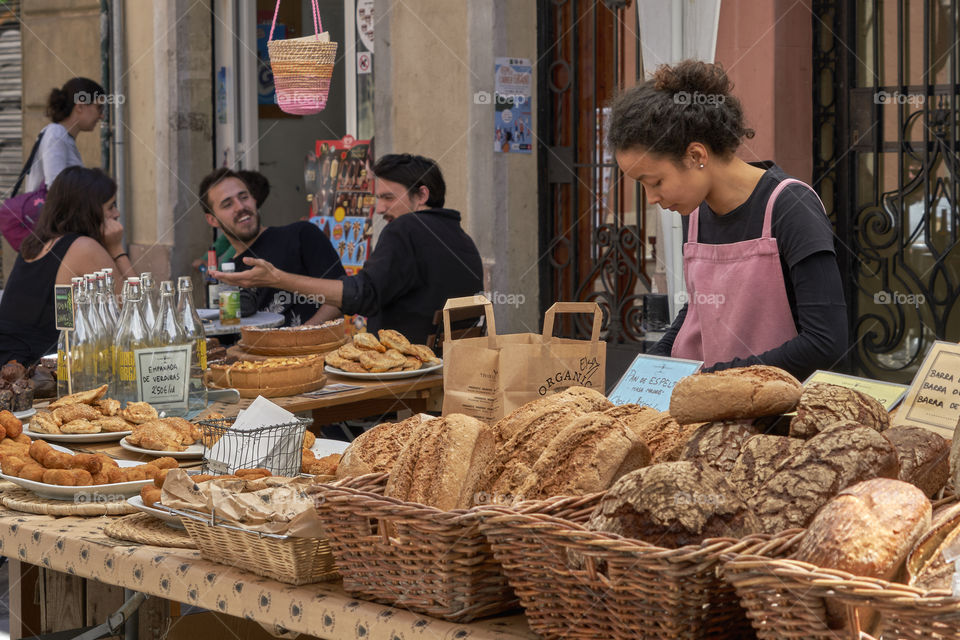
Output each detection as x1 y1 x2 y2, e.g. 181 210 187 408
267 0 338 115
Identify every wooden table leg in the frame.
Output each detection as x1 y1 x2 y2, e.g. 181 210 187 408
8 560 41 640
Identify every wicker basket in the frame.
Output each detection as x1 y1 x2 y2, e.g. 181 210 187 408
311 474 599 622
478 495 766 640
267 0 337 115
162 505 338 585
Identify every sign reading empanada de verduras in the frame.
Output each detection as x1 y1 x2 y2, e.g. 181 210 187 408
892 341 960 439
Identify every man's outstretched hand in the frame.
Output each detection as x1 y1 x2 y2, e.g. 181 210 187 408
209 256 281 288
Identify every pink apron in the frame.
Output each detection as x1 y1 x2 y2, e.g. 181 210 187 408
671 178 822 367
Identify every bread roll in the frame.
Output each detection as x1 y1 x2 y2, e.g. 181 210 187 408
669 366 802 425
789 383 889 439
680 420 759 474
515 413 651 501
494 386 612 443
604 406 695 463
585 461 761 548
335 414 427 479
883 426 950 497
750 425 900 534
908 501 960 592
729 434 803 501
384 414 494 510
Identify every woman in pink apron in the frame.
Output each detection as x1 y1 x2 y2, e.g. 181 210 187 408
606 60 847 380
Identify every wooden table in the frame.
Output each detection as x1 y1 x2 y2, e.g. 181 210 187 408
206 372 444 427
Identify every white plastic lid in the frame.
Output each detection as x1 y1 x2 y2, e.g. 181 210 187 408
221 262 236 272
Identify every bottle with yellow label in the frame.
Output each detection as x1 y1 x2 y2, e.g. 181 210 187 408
177 276 208 414
218 262 241 325
113 277 151 406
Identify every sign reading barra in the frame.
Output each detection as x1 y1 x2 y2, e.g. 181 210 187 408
892 341 960 439
607 354 702 411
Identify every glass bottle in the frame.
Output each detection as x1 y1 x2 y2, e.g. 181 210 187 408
154 281 186 346
84 274 112 388
178 276 208 414
218 262 241 325
114 277 150 406
72 281 98 391
140 272 159 335
96 271 118 330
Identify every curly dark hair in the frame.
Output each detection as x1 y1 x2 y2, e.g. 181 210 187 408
46 77 106 123
607 60 754 159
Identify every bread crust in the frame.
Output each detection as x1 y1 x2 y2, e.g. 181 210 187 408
680 420 759 474
789 383 889 439
493 386 612 444
335 414 425 479
729 434 803 501
884 426 950 497
669 366 802 425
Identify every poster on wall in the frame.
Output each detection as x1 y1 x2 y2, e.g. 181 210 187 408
310 136 376 333
494 57 533 154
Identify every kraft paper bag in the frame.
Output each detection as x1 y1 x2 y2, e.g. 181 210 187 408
442 296 606 422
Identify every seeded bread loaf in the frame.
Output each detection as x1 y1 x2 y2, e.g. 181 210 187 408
585 461 761 548
515 413 651 501
335 414 427 479
604 405 696 463
494 386 612 444
680 420 759 474
789 383 889 439
669 365 802 425
883 426 950 497
750 425 900 534
384 414 495 510
729 434 803 501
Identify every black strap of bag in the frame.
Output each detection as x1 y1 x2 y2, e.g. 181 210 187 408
10 131 45 197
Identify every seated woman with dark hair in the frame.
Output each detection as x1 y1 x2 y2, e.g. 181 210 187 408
0 166 136 366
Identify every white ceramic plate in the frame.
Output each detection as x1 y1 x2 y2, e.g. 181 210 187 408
119 437 204 460
197 308 219 320
13 408 36 420
22 427 132 444
0 457 147 501
323 360 443 380
127 495 184 529
310 438 349 457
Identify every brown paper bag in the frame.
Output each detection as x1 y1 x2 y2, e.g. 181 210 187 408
442 296 605 422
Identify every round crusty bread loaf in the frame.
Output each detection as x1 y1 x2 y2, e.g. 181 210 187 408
335 414 426 479
749 425 900 534
585 461 761 548
680 420 759 474
729 434 803 501
669 365 802 425
883 426 950 498
604 406 696 463
384 413 495 511
494 386 612 443
515 413 651 501
908 502 960 591
789 383 889 439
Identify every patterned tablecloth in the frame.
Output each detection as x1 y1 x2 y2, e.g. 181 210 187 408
0 507 535 640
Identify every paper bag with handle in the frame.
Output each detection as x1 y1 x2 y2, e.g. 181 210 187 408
441 296 606 422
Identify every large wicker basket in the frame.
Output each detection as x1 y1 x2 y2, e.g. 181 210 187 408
267 0 337 115
311 474 600 622
478 495 766 640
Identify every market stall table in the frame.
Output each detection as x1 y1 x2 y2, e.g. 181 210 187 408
201 310 284 337
0 505 534 640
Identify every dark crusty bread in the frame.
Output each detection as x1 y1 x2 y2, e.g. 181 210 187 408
789 383 889 439
335 414 427 479
883 426 950 497
669 365 802 425
384 414 495 510
729 434 803 501
515 413 651 501
680 420 759 474
585 461 761 548
908 501 960 591
749 425 900 534
951 417 960 497
604 405 697 463
494 386 612 444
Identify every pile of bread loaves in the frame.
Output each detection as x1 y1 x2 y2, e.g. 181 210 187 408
333 365 958 599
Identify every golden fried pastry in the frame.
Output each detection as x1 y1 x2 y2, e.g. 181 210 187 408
235 467 272 479
29 411 61 434
153 468 174 488
105 467 127 483
67 453 102 475
161 417 200 445
189 474 215 484
127 422 187 452
359 348 406 373
29 439 72 469
150 457 179 470
140 485 162 507
302 448 316 469
94 417 134 433
303 430 316 449
325 351 367 373
95 453 119 469
123 467 147 482
337 344 365 361
49 384 109 408
91 472 110 485
0 441 30 457
353 332 386 352
120 402 159 425
53 403 102 425
305 453 341 476
140 465 160 480
402 344 442 366
94 398 121 416
402 356 423 372
19 462 47 482
14 433 30 444
0 455 27 476
378 329 411 352
0 410 22 438
60 419 100 434
43 468 93 486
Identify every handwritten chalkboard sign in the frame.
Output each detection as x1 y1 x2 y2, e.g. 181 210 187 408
892 341 960 439
803 370 908 411
54 285 74 330
607 354 703 410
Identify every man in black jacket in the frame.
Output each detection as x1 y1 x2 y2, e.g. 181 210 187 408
211 154 483 343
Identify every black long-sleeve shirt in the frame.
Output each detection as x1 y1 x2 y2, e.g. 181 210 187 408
648 165 848 380
339 208 483 344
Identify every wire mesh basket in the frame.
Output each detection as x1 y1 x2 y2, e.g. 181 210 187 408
196 417 311 477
